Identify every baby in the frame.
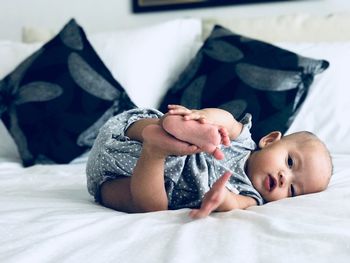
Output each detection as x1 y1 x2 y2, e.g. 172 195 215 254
86 105 333 219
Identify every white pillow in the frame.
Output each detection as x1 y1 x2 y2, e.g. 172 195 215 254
88 18 202 108
0 41 43 79
278 42 350 155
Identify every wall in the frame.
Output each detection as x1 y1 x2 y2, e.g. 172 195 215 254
0 0 349 41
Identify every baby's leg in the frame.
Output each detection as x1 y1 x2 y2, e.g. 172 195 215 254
162 115 225 160
131 124 200 212
101 123 199 213
101 125 170 213
101 147 168 213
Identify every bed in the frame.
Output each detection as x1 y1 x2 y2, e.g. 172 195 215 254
1 13 350 263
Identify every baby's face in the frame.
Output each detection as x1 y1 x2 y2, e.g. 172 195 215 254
246 133 331 202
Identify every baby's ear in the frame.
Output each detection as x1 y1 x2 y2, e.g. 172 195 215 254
259 131 282 148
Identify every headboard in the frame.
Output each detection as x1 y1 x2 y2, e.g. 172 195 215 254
202 13 350 42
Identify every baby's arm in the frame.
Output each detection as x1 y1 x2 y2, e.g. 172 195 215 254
189 172 257 219
166 105 243 141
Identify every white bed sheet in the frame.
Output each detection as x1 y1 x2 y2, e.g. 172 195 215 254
0 156 349 263
1 42 350 262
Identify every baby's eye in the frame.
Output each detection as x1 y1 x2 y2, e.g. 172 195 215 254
287 156 293 168
290 184 296 197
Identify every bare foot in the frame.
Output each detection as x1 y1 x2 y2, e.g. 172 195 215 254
162 115 225 160
142 124 199 157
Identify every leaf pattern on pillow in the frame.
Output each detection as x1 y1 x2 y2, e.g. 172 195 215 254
67 52 136 147
7 104 34 164
2 78 63 165
180 75 206 109
15 82 63 104
1 48 63 108
0 46 64 166
68 52 120 100
0 82 5 115
171 53 203 93
8 48 44 94
219 99 247 119
235 63 302 91
204 40 243 62
77 91 135 147
77 100 120 147
298 56 330 74
292 83 307 111
159 25 329 143
208 26 235 40
59 20 83 50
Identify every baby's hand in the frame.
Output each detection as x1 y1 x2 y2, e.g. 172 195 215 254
189 172 232 219
167 104 208 124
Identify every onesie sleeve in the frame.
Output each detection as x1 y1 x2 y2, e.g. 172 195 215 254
220 113 265 205
234 113 257 151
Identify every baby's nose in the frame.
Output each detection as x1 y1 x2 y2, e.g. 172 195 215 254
278 173 286 187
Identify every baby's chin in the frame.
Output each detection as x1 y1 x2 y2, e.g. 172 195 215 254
256 184 278 202
261 194 274 203
262 193 286 203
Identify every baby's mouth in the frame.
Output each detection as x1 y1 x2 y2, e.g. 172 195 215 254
264 174 277 192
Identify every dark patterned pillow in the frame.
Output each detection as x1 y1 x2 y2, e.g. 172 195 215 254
159 25 329 143
0 19 135 166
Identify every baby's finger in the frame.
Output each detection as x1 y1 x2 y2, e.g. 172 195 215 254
189 204 212 219
213 172 232 189
167 104 189 112
167 104 184 109
168 108 191 116
219 128 230 146
189 209 204 219
183 112 203 120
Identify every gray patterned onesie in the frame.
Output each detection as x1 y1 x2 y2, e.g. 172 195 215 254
86 108 264 209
